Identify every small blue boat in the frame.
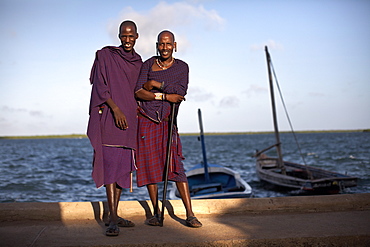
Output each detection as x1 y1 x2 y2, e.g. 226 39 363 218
170 109 252 199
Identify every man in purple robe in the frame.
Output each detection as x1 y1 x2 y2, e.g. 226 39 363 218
87 20 142 236
135 30 202 228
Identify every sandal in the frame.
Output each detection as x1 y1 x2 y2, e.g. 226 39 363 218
147 214 161 226
105 217 135 227
186 216 202 228
117 217 135 227
106 224 120 236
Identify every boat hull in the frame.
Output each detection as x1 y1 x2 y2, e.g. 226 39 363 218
169 163 252 199
255 156 357 194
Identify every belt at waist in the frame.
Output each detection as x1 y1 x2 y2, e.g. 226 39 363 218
137 112 169 122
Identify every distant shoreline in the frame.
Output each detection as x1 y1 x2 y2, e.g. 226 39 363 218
0 129 369 139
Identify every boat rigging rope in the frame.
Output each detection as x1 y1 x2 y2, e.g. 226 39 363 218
268 58 313 179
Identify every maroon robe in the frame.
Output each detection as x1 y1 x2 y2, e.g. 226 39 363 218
87 46 142 188
135 57 188 186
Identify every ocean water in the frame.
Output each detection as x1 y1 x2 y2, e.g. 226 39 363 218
0 132 369 203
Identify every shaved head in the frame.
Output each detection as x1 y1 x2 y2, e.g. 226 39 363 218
156 30 177 62
118 20 138 52
157 30 175 43
119 20 137 34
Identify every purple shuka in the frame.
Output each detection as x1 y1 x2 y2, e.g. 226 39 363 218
135 56 189 187
87 46 142 188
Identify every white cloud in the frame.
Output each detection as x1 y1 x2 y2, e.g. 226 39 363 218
186 86 214 102
243 84 268 97
219 96 239 108
1 106 49 118
107 1 225 58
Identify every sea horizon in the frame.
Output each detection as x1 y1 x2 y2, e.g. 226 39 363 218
0 129 369 139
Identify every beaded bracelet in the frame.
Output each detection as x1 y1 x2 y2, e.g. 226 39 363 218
154 93 164 100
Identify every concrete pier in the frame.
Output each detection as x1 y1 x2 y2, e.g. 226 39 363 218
1 193 369 246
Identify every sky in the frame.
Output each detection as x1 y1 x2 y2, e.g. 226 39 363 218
1 0 369 136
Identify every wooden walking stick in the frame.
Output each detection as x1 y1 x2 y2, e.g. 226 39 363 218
160 102 176 226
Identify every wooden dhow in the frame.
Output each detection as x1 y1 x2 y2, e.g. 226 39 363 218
254 46 357 194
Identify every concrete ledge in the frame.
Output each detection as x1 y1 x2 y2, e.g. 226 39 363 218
1 193 369 222
205 235 370 247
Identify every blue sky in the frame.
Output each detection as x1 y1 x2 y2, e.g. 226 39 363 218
1 0 369 136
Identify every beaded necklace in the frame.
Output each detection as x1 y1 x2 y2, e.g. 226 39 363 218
156 57 174 70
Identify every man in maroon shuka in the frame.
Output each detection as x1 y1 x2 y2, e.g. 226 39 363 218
135 30 202 228
87 20 142 236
